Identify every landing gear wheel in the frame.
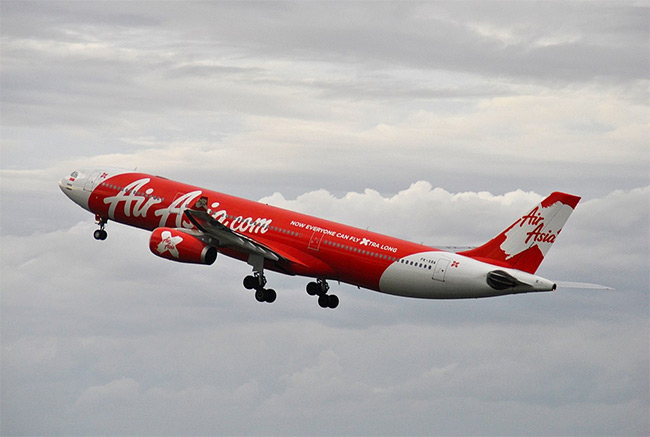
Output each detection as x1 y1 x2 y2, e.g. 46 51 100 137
309 279 338 309
318 294 338 308
243 275 257 290
317 294 339 309
307 279 329 296
255 289 267 302
318 294 330 308
265 289 277 303
306 282 320 296
254 288 277 304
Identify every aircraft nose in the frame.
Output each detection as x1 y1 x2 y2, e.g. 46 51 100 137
59 171 77 194
59 170 92 211
58 176 68 192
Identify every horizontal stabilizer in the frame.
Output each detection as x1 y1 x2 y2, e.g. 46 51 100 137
555 281 614 290
435 245 476 253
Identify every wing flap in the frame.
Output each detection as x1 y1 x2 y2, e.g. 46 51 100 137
183 209 282 262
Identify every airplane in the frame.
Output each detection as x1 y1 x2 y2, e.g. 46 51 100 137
59 167 582 309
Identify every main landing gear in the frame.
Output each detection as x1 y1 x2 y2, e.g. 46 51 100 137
93 215 108 240
242 255 338 309
306 279 339 309
243 272 277 303
242 275 339 309
243 254 276 303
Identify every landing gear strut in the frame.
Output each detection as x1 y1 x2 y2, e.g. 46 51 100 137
93 215 108 240
243 254 276 303
306 279 339 309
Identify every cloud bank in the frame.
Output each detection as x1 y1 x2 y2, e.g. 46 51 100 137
2 185 648 435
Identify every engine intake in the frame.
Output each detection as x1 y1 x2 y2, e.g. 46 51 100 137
149 227 217 265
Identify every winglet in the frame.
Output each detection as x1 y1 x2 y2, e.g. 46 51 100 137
459 192 581 274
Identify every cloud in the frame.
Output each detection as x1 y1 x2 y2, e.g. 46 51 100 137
2 183 648 435
2 2 647 207
5 1 647 85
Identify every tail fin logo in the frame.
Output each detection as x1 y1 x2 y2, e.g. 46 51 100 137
525 222 557 245
519 206 557 245
459 192 580 274
502 203 570 260
520 207 544 227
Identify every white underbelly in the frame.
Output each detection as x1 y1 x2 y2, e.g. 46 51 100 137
377 251 538 299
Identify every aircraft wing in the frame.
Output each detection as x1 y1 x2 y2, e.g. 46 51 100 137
184 208 337 278
184 209 284 263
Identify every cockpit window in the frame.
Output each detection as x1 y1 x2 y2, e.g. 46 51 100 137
71 171 79 178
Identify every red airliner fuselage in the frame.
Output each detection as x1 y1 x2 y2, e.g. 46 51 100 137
60 168 580 309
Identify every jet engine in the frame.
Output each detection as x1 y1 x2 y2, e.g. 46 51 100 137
149 227 217 265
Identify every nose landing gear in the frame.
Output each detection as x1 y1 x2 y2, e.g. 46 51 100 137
93 215 108 240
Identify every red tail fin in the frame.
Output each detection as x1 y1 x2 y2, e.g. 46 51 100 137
459 192 580 274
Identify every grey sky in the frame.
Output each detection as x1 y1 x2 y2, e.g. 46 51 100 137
1 1 648 435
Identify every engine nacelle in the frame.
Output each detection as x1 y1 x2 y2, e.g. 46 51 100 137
149 227 217 265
